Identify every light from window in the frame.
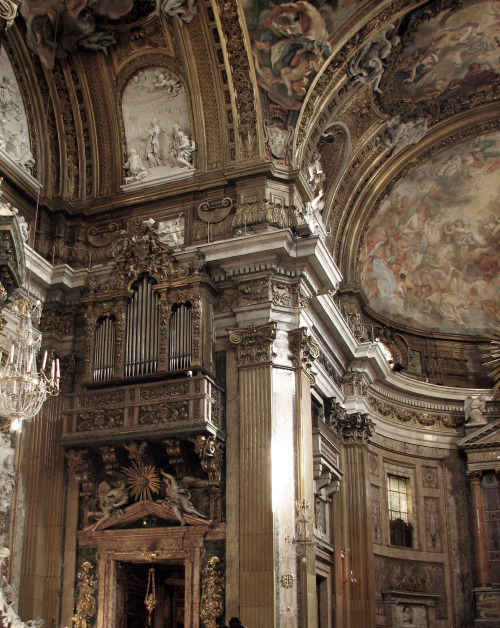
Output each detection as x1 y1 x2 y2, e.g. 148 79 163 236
387 474 412 547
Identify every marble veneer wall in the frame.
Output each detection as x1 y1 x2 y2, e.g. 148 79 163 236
369 434 475 628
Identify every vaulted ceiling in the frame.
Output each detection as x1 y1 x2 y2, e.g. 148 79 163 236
0 0 498 352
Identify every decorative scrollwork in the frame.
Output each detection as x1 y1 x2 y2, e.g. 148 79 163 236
71 561 97 628
200 556 224 628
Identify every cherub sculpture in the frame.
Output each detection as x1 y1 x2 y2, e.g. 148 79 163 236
90 481 129 531
159 472 208 525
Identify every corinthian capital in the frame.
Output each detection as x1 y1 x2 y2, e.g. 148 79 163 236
228 322 277 366
289 327 319 376
0 0 20 29
329 410 375 445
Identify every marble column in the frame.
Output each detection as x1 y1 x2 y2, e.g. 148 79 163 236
289 328 319 628
330 407 376 628
467 470 491 588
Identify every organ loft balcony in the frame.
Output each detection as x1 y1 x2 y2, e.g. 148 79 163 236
61 372 224 446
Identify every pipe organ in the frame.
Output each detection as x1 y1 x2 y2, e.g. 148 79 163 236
125 275 160 377
93 316 116 382
82 222 217 384
169 303 192 371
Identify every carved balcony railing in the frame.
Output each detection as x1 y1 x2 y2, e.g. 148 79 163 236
61 374 224 446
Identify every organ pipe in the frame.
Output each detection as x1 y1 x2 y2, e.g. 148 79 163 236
169 303 192 371
92 316 116 382
124 276 160 377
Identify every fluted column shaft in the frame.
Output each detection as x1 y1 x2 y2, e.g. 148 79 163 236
467 471 491 588
229 324 278 628
332 411 376 628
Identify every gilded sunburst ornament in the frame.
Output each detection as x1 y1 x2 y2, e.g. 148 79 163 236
122 462 161 502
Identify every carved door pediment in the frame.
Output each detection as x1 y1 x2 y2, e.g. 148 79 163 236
88 500 211 531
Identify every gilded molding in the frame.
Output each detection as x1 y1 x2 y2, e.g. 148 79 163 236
0 0 20 28
76 409 124 432
164 439 189 478
140 382 189 400
65 449 94 504
200 556 224 628
78 390 125 408
138 401 189 425
216 0 259 161
189 434 223 487
71 561 98 628
39 307 75 336
228 322 277 366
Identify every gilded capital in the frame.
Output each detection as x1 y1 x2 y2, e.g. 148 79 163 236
289 327 319 375
228 322 277 366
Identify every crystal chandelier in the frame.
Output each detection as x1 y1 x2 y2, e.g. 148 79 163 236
0 298 60 428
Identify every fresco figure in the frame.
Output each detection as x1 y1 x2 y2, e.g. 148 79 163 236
250 1 331 110
394 2 500 103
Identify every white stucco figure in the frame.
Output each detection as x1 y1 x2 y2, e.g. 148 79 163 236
375 115 428 155
0 434 15 514
158 0 197 26
464 395 488 426
348 24 400 93
124 148 149 183
145 119 163 167
171 125 195 169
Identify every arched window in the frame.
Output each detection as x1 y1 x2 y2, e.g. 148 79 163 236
169 302 192 371
93 316 116 382
125 275 160 377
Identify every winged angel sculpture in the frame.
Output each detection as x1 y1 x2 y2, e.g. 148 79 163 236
464 395 488 426
19 0 198 69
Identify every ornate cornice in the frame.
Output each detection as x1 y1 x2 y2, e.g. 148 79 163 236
367 394 464 430
228 322 277 366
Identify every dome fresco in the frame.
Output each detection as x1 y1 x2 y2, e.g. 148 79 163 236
358 131 500 335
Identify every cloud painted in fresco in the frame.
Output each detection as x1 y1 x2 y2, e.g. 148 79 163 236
358 131 500 335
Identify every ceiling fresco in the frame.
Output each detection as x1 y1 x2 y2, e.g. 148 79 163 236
358 131 500 336
393 1 500 104
243 0 367 111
